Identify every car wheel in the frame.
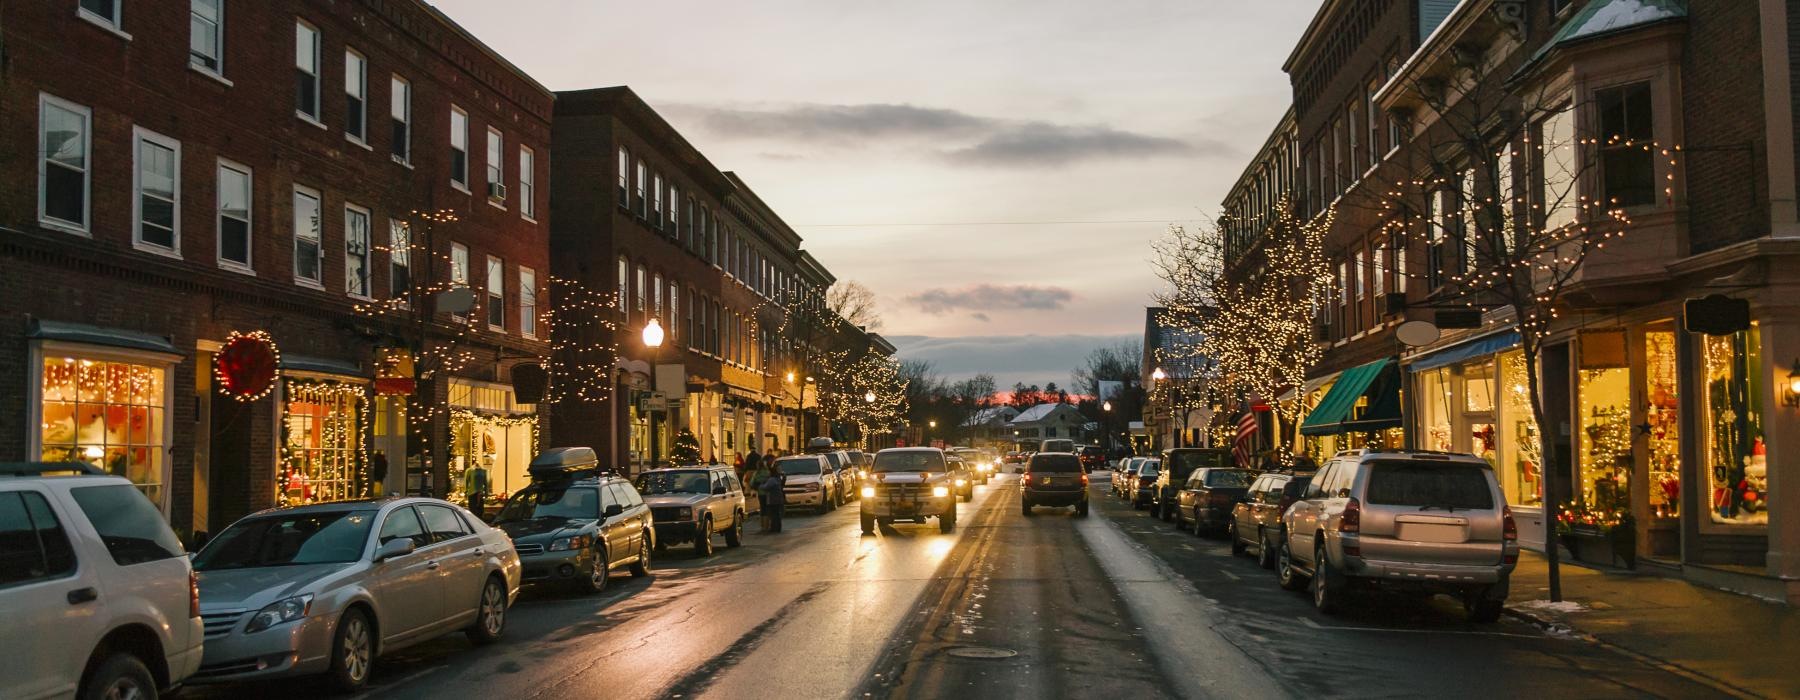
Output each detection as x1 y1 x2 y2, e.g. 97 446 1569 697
861 511 876 535
725 511 745 547
1228 520 1247 555
467 576 507 645
629 536 652 578
327 608 375 692
1465 585 1506 623
79 652 155 700
1277 538 1307 591
940 508 957 533
577 547 608 595
1257 528 1278 570
696 517 715 556
1076 500 1089 517
1312 543 1343 615
1021 501 1034 517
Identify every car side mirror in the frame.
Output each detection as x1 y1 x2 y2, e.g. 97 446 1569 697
374 538 415 562
604 503 624 518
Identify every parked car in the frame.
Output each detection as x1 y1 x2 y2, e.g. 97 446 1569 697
1277 450 1518 621
1152 448 1233 521
494 449 652 595
1112 457 1145 497
945 455 976 502
774 455 837 514
1021 452 1089 516
637 465 748 556
1129 459 1161 509
1173 468 1256 534
1041 439 1076 454
195 496 521 691
1229 472 1314 569
0 462 202 700
825 450 857 503
860 448 958 534
1079 445 1107 471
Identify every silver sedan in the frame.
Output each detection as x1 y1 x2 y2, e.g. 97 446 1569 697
189 497 521 692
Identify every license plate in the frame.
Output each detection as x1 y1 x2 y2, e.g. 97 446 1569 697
895 503 917 514
1042 478 1052 486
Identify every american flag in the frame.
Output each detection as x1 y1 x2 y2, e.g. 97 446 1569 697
1233 407 1259 468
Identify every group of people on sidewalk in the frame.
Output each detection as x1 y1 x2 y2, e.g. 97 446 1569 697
737 449 789 533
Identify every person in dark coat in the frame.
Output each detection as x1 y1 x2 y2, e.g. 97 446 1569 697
758 468 787 533
742 450 764 489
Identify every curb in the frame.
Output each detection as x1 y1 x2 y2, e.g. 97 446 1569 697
1503 606 1765 700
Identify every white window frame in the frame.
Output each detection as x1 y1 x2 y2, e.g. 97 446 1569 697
344 203 372 299
390 75 411 165
518 145 536 221
292 185 325 288
38 93 92 235
216 158 254 274
485 127 504 207
450 242 470 321
388 217 411 303
450 106 469 191
27 341 179 515
294 20 322 124
485 255 505 332
78 0 129 39
131 126 182 257
190 0 224 76
519 266 537 339
344 49 368 145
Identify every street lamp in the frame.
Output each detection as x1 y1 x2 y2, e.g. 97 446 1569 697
1102 400 1112 412
1152 367 1167 381
643 318 664 471
865 391 877 403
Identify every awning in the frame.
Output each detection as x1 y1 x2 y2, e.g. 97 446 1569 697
1299 358 1402 436
28 319 179 357
1407 331 1521 373
281 354 365 377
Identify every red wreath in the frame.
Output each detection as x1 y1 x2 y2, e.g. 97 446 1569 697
217 331 280 401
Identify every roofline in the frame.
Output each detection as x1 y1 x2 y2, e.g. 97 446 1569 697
418 1 553 99
722 172 805 252
552 86 738 194
1222 106 1298 203
797 250 837 286
1282 0 1352 73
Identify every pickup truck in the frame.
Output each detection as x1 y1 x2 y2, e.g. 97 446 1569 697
860 448 959 534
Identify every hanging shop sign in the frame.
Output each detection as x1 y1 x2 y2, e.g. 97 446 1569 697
374 347 416 396
511 363 548 404
215 330 280 401
1684 295 1751 336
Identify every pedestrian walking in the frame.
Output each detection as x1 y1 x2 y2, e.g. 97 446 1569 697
463 459 490 521
758 468 787 533
743 449 764 488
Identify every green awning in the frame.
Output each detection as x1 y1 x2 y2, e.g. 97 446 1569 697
1299 358 1403 436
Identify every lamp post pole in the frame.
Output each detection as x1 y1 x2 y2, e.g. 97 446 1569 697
643 318 665 473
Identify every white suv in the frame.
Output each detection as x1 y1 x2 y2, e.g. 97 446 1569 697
1 463 202 699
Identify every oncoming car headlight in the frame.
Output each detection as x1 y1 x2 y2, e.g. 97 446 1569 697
932 486 950 498
549 533 594 551
955 479 967 487
861 486 875 498
246 594 313 633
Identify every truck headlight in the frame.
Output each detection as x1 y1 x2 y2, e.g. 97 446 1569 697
955 479 967 487
805 483 821 492
932 486 950 498
245 594 313 633
549 533 594 551
861 486 875 498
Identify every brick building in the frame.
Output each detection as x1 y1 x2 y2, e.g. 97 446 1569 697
0 0 552 537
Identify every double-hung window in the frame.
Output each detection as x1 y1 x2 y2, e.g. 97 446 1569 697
388 219 410 300
295 22 321 122
667 279 679 343
653 273 664 321
616 147 630 208
79 0 121 32
519 146 536 220
651 173 664 228
617 256 629 315
216 160 252 271
485 128 504 204
634 161 647 219
635 264 647 320
519 267 537 338
190 0 223 73
133 128 180 255
293 186 323 285
486 256 505 330
344 50 367 143
669 186 680 235
390 76 411 162
39 94 91 232
450 243 469 321
345 205 371 298
1598 82 1655 209
450 106 469 189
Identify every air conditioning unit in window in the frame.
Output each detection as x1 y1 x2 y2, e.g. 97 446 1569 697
487 182 507 200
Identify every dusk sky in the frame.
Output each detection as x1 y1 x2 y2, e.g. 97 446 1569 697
433 0 1318 388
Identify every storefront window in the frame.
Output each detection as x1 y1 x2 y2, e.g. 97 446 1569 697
448 379 537 506
1463 360 1497 466
1498 351 1542 506
1643 328 1680 518
39 356 167 507
281 380 366 506
1418 367 1454 452
1577 366 1631 514
1700 324 1767 525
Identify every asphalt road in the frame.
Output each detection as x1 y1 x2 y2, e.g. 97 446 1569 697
185 473 1733 700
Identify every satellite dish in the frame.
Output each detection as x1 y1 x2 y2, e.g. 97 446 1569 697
436 287 475 314
1396 320 1441 347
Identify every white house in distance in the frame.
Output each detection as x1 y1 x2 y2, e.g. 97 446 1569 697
962 406 1021 445
1009 403 1086 442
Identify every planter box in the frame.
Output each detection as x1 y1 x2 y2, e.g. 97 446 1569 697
1561 526 1636 569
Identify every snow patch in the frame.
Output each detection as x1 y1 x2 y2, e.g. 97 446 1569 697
1513 599 1589 615
1566 0 1681 40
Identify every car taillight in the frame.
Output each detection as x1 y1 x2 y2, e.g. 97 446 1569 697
1339 497 1361 534
1080 473 1089 486
1502 505 1519 565
189 569 201 619
1022 473 1032 486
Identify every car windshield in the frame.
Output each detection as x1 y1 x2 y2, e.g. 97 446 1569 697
1365 461 1495 510
194 509 375 570
1029 454 1081 472
873 451 945 473
495 486 600 523
1204 470 1256 488
777 458 822 475
1139 464 1160 477
637 471 711 495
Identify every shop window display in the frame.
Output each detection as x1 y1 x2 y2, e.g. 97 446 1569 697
1700 324 1767 525
1577 367 1631 515
1498 351 1542 506
1643 329 1680 518
1463 360 1497 466
39 357 167 507
281 380 366 506
1419 367 1454 452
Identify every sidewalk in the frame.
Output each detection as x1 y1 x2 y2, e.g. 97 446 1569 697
1505 552 1798 698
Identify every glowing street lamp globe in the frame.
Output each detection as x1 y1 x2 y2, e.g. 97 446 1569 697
1151 367 1167 381
865 391 877 403
642 317 665 349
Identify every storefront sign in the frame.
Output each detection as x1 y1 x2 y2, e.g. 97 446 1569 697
374 347 415 396
215 330 280 401
1684 295 1750 336
511 363 547 404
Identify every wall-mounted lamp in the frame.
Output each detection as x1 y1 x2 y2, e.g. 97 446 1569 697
1784 359 1800 408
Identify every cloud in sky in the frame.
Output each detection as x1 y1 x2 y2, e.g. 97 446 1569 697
906 284 1074 315
668 102 1199 166
889 334 1137 391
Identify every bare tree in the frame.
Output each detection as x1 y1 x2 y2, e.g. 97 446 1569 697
826 280 882 332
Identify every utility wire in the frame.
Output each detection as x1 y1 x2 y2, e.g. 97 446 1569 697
791 219 1202 228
